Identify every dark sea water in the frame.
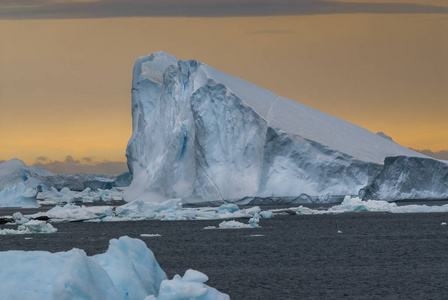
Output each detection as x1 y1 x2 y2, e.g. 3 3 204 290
2 208 448 299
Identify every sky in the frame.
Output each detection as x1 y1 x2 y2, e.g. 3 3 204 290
1 0 447 174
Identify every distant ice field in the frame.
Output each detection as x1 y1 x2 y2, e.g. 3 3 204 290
2 210 448 299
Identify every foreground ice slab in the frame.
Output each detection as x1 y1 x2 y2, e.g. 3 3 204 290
125 52 430 204
0 236 229 300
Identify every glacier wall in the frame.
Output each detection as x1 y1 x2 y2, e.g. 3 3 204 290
125 52 431 204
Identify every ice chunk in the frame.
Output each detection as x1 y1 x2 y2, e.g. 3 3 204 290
260 210 274 219
13 212 30 224
0 220 57 235
156 269 229 300
218 220 254 229
217 204 239 214
248 213 261 228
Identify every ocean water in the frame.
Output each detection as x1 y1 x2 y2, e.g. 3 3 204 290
1 207 448 299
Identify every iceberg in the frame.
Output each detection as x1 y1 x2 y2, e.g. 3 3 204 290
125 52 432 205
360 156 448 201
0 183 39 208
0 236 229 299
0 159 37 190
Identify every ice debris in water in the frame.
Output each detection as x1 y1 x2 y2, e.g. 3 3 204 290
0 220 57 235
212 214 261 230
0 236 229 300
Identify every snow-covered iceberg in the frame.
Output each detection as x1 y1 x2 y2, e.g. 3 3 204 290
0 236 229 299
125 51 430 204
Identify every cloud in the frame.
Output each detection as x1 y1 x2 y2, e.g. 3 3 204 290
0 160 5 164
64 155 80 164
33 156 128 174
1 0 447 19
81 157 93 163
415 149 448 161
36 156 49 162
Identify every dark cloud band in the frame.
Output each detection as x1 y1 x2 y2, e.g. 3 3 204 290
1 0 447 19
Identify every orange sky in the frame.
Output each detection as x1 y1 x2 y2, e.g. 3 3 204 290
0 3 447 172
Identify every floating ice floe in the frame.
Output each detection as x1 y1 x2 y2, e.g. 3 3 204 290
29 203 114 222
108 199 262 222
140 234 162 237
149 269 229 300
206 213 261 229
0 236 229 300
278 196 448 215
12 199 264 224
0 220 57 235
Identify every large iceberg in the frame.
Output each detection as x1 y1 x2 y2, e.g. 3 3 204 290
125 52 431 204
0 236 228 299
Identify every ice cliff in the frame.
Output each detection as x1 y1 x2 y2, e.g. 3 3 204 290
125 52 434 204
